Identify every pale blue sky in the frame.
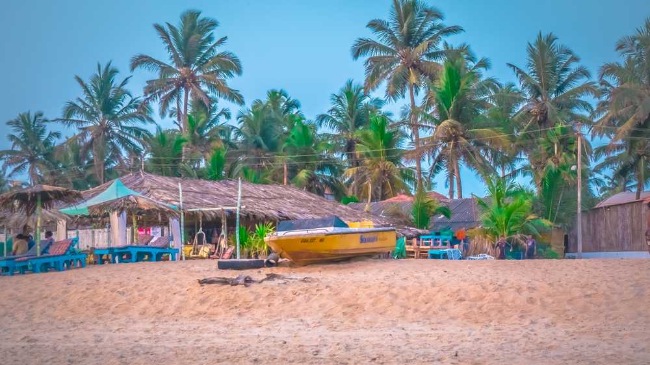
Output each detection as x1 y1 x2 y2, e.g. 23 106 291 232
0 0 648 196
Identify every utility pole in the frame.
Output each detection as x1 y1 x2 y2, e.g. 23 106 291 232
576 122 583 259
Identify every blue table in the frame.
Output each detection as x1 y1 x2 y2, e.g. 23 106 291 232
428 248 462 260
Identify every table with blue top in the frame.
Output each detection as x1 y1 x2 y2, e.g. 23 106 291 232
428 248 462 260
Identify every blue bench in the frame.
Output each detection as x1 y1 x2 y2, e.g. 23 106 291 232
8 238 87 275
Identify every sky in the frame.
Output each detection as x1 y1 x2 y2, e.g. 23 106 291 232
1 0 648 196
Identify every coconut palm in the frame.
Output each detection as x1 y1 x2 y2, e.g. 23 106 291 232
411 186 451 229
131 10 243 135
346 115 414 201
420 51 506 198
283 119 344 197
58 62 152 184
483 82 525 177
593 19 650 199
508 33 597 190
145 127 187 177
0 111 60 185
316 80 384 165
184 100 231 166
351 0 463 188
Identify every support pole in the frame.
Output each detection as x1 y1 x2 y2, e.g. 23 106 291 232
36 194 42 256
576 123 583 259
179 182 185 261
236 177 242 259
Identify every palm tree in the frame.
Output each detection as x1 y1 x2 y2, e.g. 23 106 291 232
145 127 187 177
184 99 231 165
483 82 525 177
0 111 60 185
476 177 550 242
131 9 244 135
48 138 98 190
351 0 463 188
346 115 414 201
58 62 153 184
317 80 383 164
508 33 597 190
411 186 451 229
420 51 506 198
283 119 344 197
594 18 650 199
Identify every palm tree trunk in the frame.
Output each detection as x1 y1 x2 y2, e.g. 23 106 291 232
637 157 645 200
181 88 190 163
455 160 463 199
448 169 455 200
408 83 423 189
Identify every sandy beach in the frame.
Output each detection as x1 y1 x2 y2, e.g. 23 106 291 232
0 258 649 364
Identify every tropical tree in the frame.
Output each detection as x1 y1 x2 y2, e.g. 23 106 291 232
145 127 187 177
184 99 231 165
316 80 383 196
346 115 414 201
58 62 152 184
508 33 597 190
0 164 9 193
420 50 506 198
411 186 451 229
131 10 243 135
316 80 383 166
351 0 463 188
0 111 60 185
593 18 650 199
283 119 344 197
49 138 99 190
476 177 550 242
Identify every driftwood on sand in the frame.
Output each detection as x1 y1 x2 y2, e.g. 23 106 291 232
198 273 314 287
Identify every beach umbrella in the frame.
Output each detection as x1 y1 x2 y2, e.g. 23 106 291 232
0 184 82 255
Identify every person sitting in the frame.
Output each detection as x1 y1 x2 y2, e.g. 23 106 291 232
12 234 28 256
41 231 55 254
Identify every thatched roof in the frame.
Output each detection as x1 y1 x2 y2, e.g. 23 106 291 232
73 172 428 236
350 197 482 232
0 184 82 216
0 209 69 230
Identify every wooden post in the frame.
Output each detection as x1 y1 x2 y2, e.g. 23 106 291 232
576 122 583 259
36 194 42 256
236 177 242 259
179 182 185 261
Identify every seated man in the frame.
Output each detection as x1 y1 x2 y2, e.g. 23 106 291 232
12 234 28 256
42 231 55 253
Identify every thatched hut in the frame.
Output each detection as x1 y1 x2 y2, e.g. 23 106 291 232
66 172 423 246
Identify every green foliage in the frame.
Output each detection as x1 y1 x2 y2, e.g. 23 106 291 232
341 196 359 205
205 147 226 181
0 111 61 185
346 114 413 201
249 222 275 258
476 176 551 242
145 127 187 177
58 62 153 184
537 242 561 259
412 187 452 229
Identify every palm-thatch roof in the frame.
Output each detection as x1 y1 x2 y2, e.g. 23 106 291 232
349 196 482 232
0 185 82 215
0 209 69 230
70 172 424 237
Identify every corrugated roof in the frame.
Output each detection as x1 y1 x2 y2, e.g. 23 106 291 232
595 191 650 208
430 198 481 231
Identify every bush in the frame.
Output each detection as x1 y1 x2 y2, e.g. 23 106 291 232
537 242 561 259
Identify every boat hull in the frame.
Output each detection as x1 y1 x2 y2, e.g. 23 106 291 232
265 228 396 266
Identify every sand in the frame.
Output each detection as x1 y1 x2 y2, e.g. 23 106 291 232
0 258 649 364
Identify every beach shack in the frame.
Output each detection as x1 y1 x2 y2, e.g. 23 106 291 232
60 172 418 259
568 191 650 258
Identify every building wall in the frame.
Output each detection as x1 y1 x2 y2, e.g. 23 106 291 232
568 201 647 252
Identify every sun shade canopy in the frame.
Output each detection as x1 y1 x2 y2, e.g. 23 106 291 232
60 179 144 216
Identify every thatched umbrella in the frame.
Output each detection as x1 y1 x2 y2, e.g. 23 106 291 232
0 185 82 255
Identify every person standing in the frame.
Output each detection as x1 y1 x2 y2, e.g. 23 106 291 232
496 237 507 260
526 235 537 259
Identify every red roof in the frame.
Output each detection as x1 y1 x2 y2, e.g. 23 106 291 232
382 192 449 203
